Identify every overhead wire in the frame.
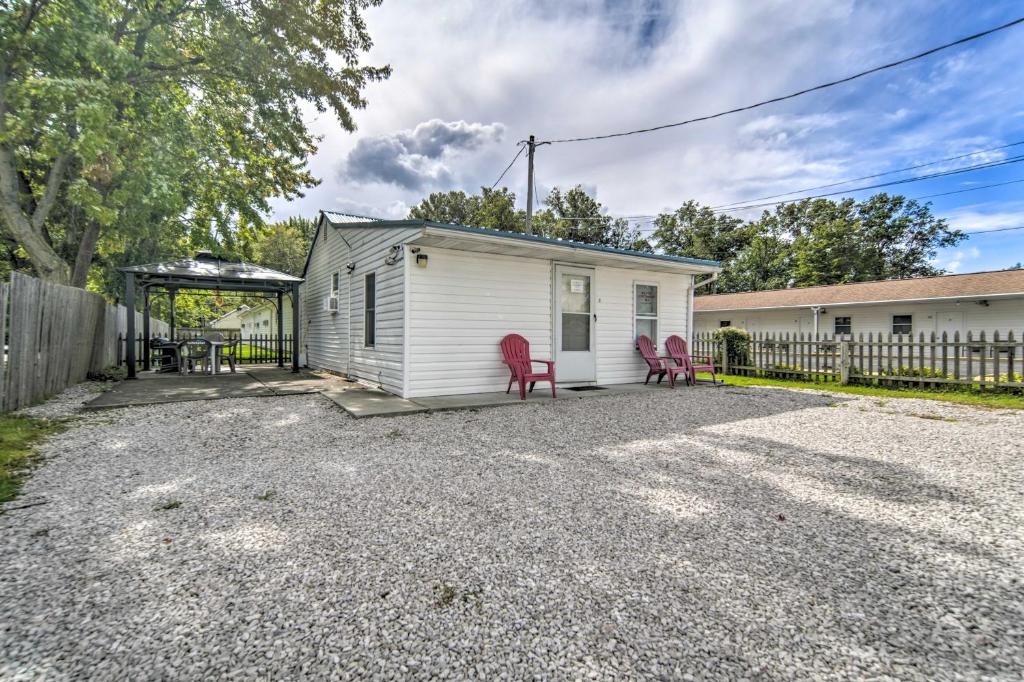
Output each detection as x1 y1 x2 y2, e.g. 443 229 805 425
537 16 1024 144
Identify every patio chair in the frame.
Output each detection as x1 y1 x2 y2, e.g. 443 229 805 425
499 333 556 400
637 335 687 387
182 339 210 374
218 338 239 374
665 334 717 386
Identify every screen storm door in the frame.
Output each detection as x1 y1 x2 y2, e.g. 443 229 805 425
554 265 596 382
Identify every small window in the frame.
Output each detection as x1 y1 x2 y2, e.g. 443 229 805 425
364 273 376 347
834 316 852 335
719 320 731 328
331 272 340 297
634 283 658 344
892 315 912 335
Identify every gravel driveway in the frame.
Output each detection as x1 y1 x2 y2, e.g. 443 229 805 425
2 386 1022 680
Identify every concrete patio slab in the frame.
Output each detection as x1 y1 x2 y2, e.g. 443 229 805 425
412 382 666 412
321 386 427 418
84 367 330 410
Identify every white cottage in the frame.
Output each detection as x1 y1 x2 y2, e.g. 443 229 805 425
300 212 720 398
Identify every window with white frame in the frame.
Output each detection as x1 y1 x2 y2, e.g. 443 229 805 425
634 283 658 344
719 320 731 328
892 314 912 335
331 272 340 297
834 316 852 335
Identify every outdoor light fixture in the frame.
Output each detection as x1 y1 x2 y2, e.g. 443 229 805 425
416 254 428 268
345 262 355 273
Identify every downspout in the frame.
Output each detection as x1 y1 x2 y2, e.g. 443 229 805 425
811 305 821 337
689 272 719 348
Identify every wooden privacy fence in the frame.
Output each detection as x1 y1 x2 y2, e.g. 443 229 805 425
1 272 168 412
692 331 1024 391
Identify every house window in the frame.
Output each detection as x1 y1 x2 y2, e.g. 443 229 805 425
834 316 852 335
719 320 731 328
892 314 912 335
634 283 658 343
364 272 376 347
331 272 340 297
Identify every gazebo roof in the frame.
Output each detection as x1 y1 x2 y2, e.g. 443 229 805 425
121 251 302 292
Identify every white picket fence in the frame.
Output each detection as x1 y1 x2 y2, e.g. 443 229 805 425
0 272 167 412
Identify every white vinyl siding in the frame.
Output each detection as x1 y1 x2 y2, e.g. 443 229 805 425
301 223 419 393
405 247 695 397
405 247 552 397
695 298 1024 339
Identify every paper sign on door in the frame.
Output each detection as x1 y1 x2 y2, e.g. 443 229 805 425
570 279 585 293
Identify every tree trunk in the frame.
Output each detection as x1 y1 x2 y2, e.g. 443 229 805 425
70 220 101 288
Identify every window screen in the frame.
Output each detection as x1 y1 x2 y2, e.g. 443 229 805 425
892 315 912 335
364 273 376 347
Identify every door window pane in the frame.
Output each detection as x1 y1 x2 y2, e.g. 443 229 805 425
560 274 590 313
562 313 590 351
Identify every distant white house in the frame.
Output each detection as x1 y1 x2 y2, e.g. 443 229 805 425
210 305 248 331
694 269 1024 339
209 297 293 336
300 212 721 398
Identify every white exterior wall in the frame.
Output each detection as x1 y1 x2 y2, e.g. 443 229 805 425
238 297 293 336
405 246 695 398
301 224 419 394
695 297 1024 338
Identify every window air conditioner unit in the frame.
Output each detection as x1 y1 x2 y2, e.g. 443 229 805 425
327 295 340 313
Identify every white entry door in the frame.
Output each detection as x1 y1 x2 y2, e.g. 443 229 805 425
936 310 964 339
554 265 596 382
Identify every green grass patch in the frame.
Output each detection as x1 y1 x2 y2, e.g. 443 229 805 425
0 415 64 505
698 374 1024 410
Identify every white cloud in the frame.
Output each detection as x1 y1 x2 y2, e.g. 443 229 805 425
268 0 1024 247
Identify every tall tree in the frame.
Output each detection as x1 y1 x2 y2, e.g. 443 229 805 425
0 0 389 286
408 190 481 226
535 185 650 250
652 200 752 263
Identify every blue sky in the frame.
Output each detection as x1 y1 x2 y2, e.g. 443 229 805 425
272 0 1024 274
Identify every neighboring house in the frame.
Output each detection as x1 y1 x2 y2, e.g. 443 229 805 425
301 211 720 398
210 305 248 331
237 296 293 337
694 269 1024 339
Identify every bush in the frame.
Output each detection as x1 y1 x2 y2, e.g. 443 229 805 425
878 366 948 379
713 327 751 367
86 366 127 382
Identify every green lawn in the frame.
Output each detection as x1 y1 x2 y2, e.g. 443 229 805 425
0 415 64 505
698 373 1024 410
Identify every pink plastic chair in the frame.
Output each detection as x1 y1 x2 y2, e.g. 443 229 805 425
500 334 556 400
665 335 716 386
637 335 688 387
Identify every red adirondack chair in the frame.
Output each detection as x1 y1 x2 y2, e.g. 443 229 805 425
665 334 717 386
637 335 688 387
500 334 556 400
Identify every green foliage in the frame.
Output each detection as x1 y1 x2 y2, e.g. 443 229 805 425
0 1 388 288
0 415 63 505
653 200 751 263
248 217 316 276
878 366 949 379
409 184 650 250
713 326 750 366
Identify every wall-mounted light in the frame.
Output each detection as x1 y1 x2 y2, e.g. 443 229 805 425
345 262 355 273
416 254 429 268
977 299 990 307
384 244 402 266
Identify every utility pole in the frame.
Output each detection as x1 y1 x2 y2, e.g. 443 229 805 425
525 135 536 235
524 134 549 236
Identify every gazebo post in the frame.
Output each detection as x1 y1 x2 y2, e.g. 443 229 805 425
125 273 136 379
276 291 284 368
142 287 151 371
168 288 177 341
291 282 300 373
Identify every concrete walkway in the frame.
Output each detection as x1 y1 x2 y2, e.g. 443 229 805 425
87 366 720 417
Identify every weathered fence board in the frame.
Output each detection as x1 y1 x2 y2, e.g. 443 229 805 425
694 329 1024 392
1 273 168 412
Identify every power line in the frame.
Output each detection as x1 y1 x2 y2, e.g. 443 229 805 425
490 143 526 189
712 140 1024 210
720 154 1024 211
911 177 1024 201
538 15 1024 145
963 225 1024 235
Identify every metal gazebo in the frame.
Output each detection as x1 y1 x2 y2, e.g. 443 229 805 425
120 252 302 378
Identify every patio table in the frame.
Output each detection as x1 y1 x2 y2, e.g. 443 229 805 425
207 340 230 374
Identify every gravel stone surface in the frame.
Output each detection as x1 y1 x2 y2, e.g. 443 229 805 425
16 381 107 419
1 386 1022 680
